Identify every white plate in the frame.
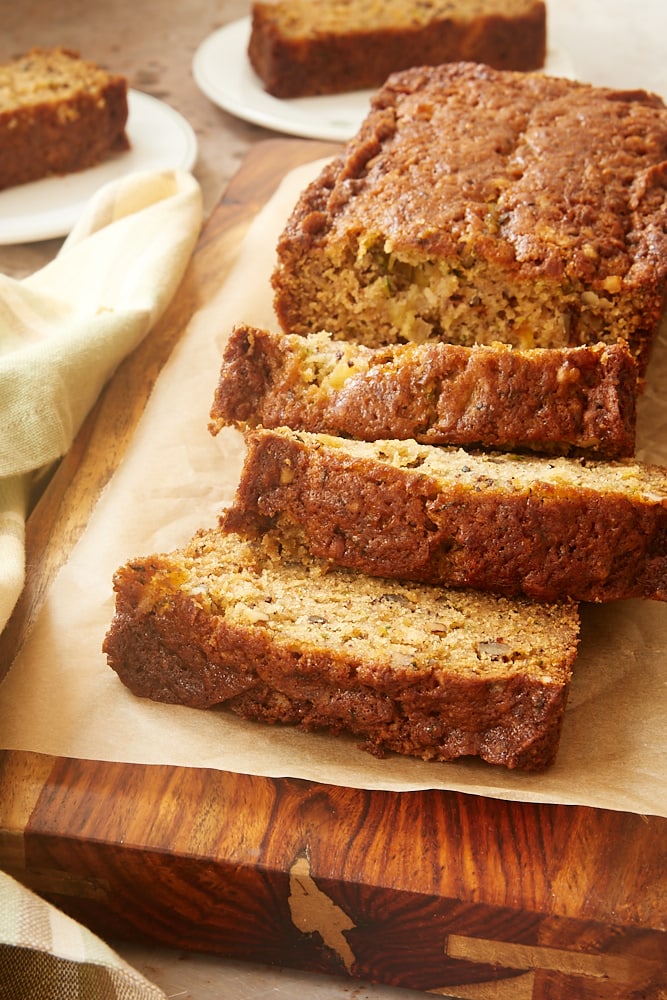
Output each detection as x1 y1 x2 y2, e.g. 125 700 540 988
0 90 198 245
193 17 576 144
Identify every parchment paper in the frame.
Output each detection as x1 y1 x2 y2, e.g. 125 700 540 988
1 159 666 818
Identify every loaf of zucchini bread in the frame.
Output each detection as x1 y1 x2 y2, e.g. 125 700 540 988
272 63 667 378
222 427 667 604
103 527 579 771
210 325 638 459
0 47 129 189
248 0 546 98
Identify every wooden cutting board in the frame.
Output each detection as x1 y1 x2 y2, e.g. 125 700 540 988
0 139 665 1000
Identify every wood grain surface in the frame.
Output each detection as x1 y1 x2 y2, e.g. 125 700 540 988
1 138 665 1000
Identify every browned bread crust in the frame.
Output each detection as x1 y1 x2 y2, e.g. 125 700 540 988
103 528 579 771
248 0 546 98
272 63 667 378
222 427 667 603
0 47 129 190
210 324 638 459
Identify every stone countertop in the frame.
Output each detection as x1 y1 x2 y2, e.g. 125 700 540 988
3 1 667 998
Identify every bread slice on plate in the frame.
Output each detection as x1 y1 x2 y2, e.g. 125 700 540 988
248 0 546 98
0 47 129 189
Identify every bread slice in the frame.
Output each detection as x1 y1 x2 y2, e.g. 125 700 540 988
103 527 579 771
222 427 667 603
0 47 129 190
210 324 638 460
248 0 546 98
272 63 667 378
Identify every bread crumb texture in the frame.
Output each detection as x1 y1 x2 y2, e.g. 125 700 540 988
222 427 667 603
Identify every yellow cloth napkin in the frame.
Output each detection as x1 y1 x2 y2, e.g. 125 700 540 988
0 169 203 635
0 871 167 999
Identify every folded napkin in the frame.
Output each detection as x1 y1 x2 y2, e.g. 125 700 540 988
0 169 203 636
0 871 167 999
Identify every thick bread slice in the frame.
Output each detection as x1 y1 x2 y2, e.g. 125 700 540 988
0 47 129 190
103 528 579 771
210 325 638 459
222 427 667 603
248 0 546 98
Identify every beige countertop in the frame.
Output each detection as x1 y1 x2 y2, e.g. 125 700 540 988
3 2 667 998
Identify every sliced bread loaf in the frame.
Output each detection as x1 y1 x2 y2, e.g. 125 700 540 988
272 63 667 378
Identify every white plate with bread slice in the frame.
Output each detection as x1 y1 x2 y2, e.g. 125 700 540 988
0 91 198 246
193 16 576 144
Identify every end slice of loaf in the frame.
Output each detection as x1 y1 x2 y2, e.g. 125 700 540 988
272 63 667 378
248 0 546 98
210 324 638 460
222 427 667 603
0 47 129 190
103 528 579 771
